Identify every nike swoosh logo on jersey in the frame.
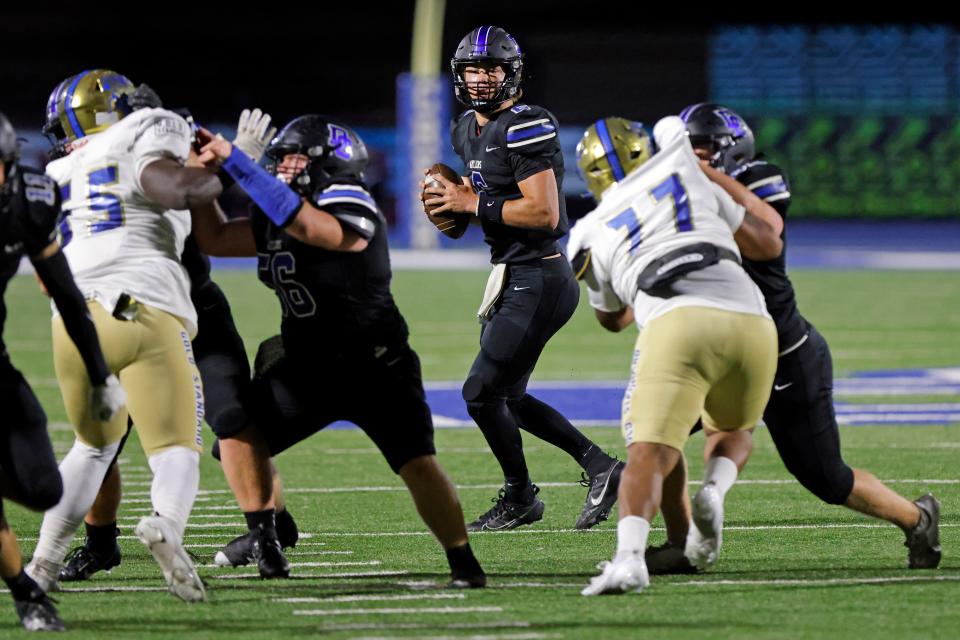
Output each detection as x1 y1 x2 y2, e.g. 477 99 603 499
774 382 794 391
513 286 531 291
3 243 22 255
486 146 500 152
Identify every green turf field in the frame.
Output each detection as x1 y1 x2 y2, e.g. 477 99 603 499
2 268 958 639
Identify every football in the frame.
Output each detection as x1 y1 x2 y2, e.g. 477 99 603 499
422 162 470 239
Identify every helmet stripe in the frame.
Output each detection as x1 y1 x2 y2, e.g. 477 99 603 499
63 71 90 139
679 103 705 122
595 118 625 182
476 25 490 54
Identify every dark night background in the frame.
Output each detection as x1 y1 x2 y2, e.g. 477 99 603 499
0 6 709 130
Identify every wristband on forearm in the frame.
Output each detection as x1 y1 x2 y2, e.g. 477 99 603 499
477 193 505 224
221 147 301 227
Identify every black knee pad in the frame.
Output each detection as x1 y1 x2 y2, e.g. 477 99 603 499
19 472 63 512
211 439 222 461
786 459 854 506
462 374 488 404
206 404 249 439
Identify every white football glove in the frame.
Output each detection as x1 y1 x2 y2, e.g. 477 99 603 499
232 108 277 163
90 374 126 422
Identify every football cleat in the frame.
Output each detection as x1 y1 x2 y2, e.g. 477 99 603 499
59 540 122 582
447 572 487 589
685 482 724 570
467 485 545 532
581 552 650 596
15 595 65 632
213 520 298 570
575 459 625 530
135 516 206 603
24 557 62 595
645 541 699 575
905 493 941 569
250 525 290 579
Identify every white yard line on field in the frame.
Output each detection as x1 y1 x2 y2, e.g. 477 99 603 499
293 606 503 617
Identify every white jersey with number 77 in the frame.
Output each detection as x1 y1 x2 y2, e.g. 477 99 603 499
567 116 768 328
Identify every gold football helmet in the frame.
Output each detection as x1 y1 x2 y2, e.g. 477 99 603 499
576 117 654 201
43 69 135 155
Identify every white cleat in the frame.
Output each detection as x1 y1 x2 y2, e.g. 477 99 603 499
685 482 724 570
24 556 62 594
581 553 650 596
135 516 206 603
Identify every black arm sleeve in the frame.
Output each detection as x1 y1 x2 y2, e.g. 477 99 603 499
32 249 110 385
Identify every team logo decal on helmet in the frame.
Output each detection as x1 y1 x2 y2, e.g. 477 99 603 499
265 115 369 195
680 103 755 173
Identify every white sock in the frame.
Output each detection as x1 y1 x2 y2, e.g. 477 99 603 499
148 447 200 538
703 456 739 498
615 516 650 562
33 439 120 565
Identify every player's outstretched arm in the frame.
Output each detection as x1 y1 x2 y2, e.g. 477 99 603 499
140 157 224 210
197 130 368 253
189 200 257 257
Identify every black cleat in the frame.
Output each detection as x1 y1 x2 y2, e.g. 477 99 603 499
59 541 121 582
214 532 255 567
905 493 941 569
645 541 700 575
251 525 290 579
467 485 545 532
575 459 625 530
15 595 65 632
447 572 487 589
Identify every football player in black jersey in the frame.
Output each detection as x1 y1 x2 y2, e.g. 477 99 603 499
422 26 624 531
55 104 295 583
645 104 940 572
190 113 486 588
0 112 124 630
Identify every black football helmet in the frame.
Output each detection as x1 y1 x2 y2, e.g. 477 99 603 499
451 26 523 112
264 115 369 195
680 103 755 173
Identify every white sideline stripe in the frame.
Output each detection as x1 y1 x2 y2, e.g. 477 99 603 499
129 505 240 513
202 561 379 569
306 523 960 538
212 570 406 580
294 606 503 617
185 522 246 528
318 622 531 632
119 478 955 498
671 575 960 588
276 593 465 603
187 544 338 552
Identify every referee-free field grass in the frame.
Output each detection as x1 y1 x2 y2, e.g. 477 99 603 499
1 268 958 639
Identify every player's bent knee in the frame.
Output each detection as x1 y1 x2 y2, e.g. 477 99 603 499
24 474 63 511
791 462 855 505
211 438 222 461
206 404 249 439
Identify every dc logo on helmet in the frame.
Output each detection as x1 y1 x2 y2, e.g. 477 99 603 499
328 124 354 161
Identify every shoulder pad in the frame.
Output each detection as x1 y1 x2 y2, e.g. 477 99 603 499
736 162 791 204
312 182 379 214
503 104 558 150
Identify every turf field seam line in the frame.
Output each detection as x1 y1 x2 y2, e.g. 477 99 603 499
317 622 532 632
